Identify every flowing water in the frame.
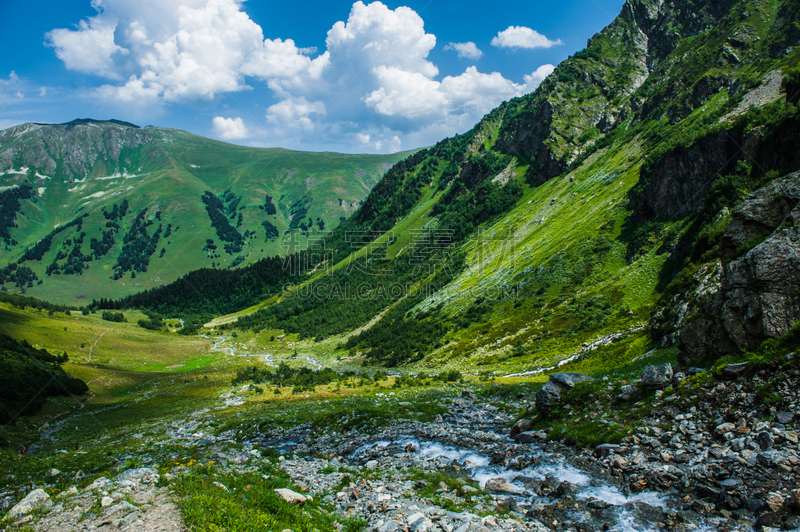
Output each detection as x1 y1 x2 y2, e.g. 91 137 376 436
350 436 732 532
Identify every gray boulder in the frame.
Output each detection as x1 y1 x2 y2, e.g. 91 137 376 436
594 443 620 457
550 372 594 388
535 381 563 416
510 418 534 438
757 450 788 467
617 384 640 401
641 363 674 389
515 431 541 444
535 372 594 416
722 362 749 378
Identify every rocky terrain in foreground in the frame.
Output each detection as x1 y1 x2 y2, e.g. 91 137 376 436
3 355 800 532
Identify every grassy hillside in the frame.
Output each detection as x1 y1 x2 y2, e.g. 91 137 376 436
131 0 800 376
0 121 414 303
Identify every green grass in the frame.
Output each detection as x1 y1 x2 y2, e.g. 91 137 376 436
130 354 216 373
172 464 344 532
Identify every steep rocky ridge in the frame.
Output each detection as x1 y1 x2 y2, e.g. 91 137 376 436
0 120 164 179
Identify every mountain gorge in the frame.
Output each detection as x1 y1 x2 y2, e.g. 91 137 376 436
106 0 800 374
3 0 800 530
0 120 413 302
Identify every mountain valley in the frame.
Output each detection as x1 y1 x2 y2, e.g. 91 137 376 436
2 0 800 530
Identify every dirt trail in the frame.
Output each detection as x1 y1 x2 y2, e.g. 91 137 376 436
87 329 108 363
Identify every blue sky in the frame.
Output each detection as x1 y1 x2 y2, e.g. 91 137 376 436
0 0 624 153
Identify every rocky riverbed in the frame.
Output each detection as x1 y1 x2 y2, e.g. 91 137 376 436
3 357 800 532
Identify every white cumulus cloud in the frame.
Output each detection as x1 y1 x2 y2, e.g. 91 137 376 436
266 97 326 133
48 1 560 152
444 42 483 60
212 116 250 139
491 26 562 50
46 15 128 78
522 64 555 90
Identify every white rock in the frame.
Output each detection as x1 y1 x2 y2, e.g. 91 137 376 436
8 489 50 519
274 488 307 504
114 468 158 485
484 477 520 494
482 515 498 527
101 496 114 507
407 512 425 526
106 500 137 515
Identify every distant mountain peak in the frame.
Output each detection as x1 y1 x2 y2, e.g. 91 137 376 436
50 118 141 129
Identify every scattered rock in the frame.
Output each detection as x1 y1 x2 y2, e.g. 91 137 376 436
515 431 542 443
765 492 785 511
722 362 749 379
535 373 593 416
755 510 787 529
617 384 639 401
757 450 787 467
484 478 521 494
715 422 736 436
274 488 307 504
594 443 620 457
114 467 159 485
720 478 742 490
641 363 674 389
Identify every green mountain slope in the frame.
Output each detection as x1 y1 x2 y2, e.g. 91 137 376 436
0 120 414 302
92 0 800 373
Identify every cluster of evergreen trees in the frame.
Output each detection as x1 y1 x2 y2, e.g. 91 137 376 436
232 363 358 388
0 264 38 289
102 310 126 322
0 183 34 245
202 191 243 254
0 291 78 313
287 196 312 231
0 333 88 424
19 215 86 264
261 220 279 241
103 254 300 317
46 231 91 276
261 194 277 215
113 209 162 279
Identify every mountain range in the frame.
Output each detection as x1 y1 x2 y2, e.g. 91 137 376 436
0 120 414 302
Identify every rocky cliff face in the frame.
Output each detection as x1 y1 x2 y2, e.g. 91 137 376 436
630 108 800 224
655 172 800 360
0 119 165 180
492 0 772 187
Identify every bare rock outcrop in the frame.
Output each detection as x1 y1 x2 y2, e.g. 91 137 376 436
659 172 800 359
